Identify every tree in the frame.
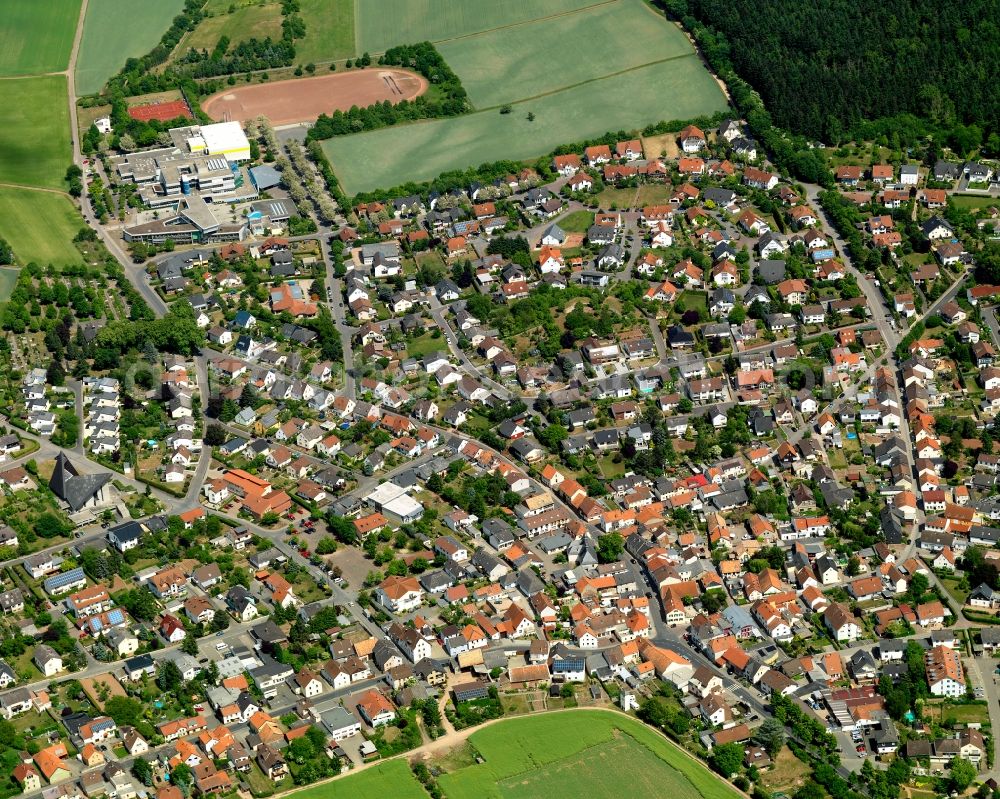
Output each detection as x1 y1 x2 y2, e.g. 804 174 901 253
239 383 257 408
316 536 337 555
596 532 624 563
131 757 153 787
204 423 226 446
156 660 183 693
181 633 199 656
701 589 726 614
47 360 66 387
950 757 977 792
709 742 744 777
908 571 930 602
171 763 193 795
754 716 785 757
105 696 144 727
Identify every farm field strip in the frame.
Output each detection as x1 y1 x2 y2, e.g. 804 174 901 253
437 0 692 108
75 0 187 96
280 760 426 799
437 712 742 799
0 187 84 268
322 56 728 194
295 0 357 63
355 0 614 54
0 0 81 77
0 76 74 191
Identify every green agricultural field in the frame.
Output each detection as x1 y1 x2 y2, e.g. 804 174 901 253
75 0 187 96
295 0 356 63
0 76 73 190
951 194 999 210
323 56 727 194
0 188 83 268
179 3 283 55
283 760 426 799
438 0 693 108
355 0 607 53
0 0 81 77
0 268 20 304
438 711 742 799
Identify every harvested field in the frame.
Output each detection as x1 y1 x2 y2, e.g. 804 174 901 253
202 68 427 126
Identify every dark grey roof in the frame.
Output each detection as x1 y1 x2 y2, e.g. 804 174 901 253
757 260 786 284
50 453 111 512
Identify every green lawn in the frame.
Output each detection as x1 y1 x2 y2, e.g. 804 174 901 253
179 2 283 54
75 0 187 96
438 0 692 109
295 0 356 63
0 76 73 190
0 0 81 77
285 760 426 799
355 0 607 53
324 56 727 194
0 188 83 268
0 268 19 303
557 211 595 233
406 331 447 358
438 711 741 799
677 290 708 318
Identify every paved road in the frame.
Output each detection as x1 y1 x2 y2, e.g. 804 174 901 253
969 655 1000 779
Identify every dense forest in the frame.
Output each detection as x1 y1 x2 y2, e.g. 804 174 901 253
676 0 1000 144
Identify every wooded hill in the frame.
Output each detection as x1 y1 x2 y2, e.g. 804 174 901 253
680 0 999 142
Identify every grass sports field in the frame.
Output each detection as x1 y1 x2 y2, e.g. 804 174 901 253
323 56 727 193
0 0 81 77
0 76 73 190
75 0 187 96
0 188 82 268
296 0 356 63
437 0 692 108
438 711 742 799
355 0 607 54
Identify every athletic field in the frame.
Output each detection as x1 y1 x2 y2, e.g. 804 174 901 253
75 0 186 96
436 0 693 108
0 188 83 268
323 55 727 193
0 76 73 190
0 0 81 77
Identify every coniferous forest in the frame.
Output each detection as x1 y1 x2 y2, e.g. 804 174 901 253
678 0 1000 143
